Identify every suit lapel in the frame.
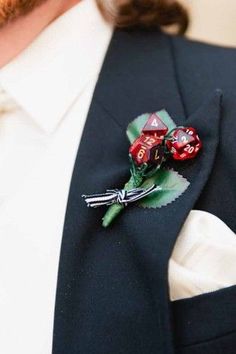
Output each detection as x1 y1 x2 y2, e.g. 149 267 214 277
124 91 222 352
53 29 222 354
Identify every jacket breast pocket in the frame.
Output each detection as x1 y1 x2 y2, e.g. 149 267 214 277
172 285 236 354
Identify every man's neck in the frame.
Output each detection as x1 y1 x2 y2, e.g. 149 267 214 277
0 0 81 69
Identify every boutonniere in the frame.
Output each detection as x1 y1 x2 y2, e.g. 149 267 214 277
82 110 202 227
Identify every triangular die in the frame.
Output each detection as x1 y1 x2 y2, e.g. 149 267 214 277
142 113 168 135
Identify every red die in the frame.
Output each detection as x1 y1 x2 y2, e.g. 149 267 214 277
142 113 168 138
166 127 202 161
129 135 164 166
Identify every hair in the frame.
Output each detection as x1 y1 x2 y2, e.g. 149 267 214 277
97 0 189 34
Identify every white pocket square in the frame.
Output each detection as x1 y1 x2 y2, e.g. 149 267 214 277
169 210 236 301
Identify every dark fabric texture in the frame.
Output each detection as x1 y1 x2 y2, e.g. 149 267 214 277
171 36 236 233
173 285 236 353
52 30 236 354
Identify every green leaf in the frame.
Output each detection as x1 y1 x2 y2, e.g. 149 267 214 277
138 169 190 208
126 109 177 144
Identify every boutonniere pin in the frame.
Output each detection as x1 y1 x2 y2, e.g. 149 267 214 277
82 110 202 227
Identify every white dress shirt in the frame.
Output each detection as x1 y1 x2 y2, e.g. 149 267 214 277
0 0 235 353
0 1 113 353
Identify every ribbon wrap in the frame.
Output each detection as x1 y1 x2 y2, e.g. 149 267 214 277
82 184 160 208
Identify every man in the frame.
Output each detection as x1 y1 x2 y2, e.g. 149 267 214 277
0 0 235 353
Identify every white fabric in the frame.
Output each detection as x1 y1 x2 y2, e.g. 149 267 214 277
169 210 236 301
0 85 17 114
0 1 113 353
0 0 235 353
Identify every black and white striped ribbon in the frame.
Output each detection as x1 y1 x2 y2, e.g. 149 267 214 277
82 184 161 208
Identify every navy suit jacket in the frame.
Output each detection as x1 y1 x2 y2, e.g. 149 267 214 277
52 29 236 354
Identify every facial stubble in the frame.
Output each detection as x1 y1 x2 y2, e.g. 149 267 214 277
0 0 48 27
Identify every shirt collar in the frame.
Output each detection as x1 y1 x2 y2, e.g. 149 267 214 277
0 0 113 133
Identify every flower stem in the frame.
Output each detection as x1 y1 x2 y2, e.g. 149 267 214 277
102 174 143 228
